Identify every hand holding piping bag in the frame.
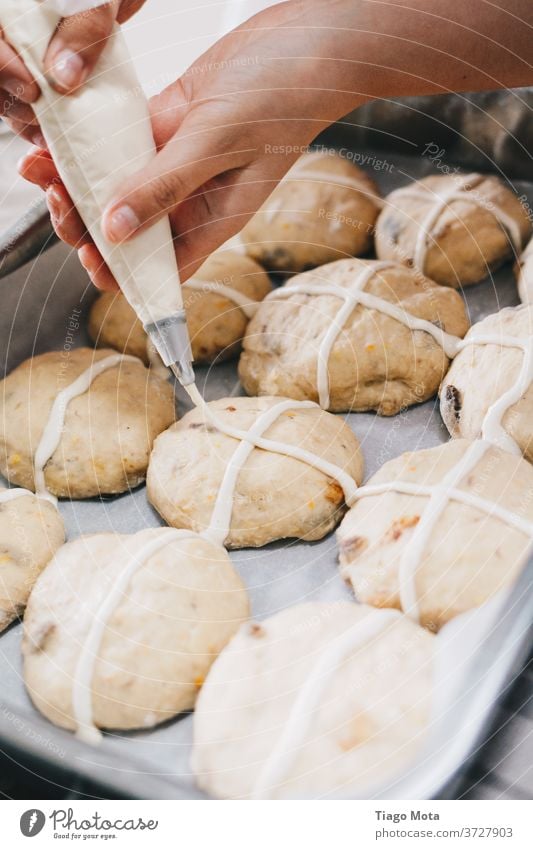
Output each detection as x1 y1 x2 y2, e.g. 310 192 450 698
0 1 146 144
15 0 533 291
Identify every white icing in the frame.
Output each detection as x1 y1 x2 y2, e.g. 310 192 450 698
351 435 533 624
0 488 35 504
267 262 461 408
392 173 523 273
72 528 197 745
185 387 358 547
251 608 399 799
397 440 490 620
184 279 259 319
355 480 533 538
33 354 141 505
455 334 533 454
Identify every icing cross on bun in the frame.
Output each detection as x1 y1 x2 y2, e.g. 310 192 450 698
338 440 533 631
0 348 175 500
192 602 433 799
148 395 363 549
88 249 272 366
23 528 249 742
440 305 533 462
239 258 469 414
375 173 530 287
0 487 64 632
241 151 382 273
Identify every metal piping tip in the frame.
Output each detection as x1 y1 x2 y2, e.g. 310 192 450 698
169 360 195 387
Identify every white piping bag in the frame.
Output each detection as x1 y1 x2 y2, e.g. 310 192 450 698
0 0 194 385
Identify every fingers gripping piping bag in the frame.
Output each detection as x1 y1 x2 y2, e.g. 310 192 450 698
0 0 194 386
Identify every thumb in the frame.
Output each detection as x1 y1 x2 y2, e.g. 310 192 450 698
44 1 119 93
101 119 246 243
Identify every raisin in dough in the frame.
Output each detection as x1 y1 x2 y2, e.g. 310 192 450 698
0 488 64 632
0 348 175 499
240 151 381 273
239 258 469 415
192 602 433 799
88 250 272 365
338 440 533 631
147 396 363 549
515 237 533 304
375 173 530 287
23 528 249 739
440 306 533 463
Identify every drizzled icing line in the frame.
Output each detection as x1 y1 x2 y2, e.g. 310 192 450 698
72 528 198 745
0 488 37 504
353 440 533 623
266 261 461 408
251 608 400 799
391 173 523 273
33 354 141 505
184 279 259 319
185 387 358 548
455 334 533 454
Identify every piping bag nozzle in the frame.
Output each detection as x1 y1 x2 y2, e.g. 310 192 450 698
145 311 195 386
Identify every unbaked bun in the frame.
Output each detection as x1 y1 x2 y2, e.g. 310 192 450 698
241 151 381 273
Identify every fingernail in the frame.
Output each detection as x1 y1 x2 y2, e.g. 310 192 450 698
78 247 91 271
52 49 85 89
46 187 61 221
32 131 47 149
104 205 140 242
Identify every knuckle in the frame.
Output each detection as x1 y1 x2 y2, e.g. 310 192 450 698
151 172 184 213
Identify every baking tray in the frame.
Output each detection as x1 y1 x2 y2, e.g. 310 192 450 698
0 147 532 800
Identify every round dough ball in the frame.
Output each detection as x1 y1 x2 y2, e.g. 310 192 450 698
241 152 381 273
88 250 272 365
440 306 533 462
0 347 175 499
192 602 433 799
23 528 249 734
375 173 531 287
148 396 363 548
515 237 533 304
337 440 533 631
0 489 64 632
239 258 469 415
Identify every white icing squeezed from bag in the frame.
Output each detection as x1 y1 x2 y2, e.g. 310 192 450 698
391 173 523 273
0 488 36 504
33 354 141 505
266 262 461 408
184 279 259 319
251 608 400 799
71 528 198 744
185 386 359 547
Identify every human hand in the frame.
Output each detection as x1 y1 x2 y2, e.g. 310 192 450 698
18 0 533 291
19 0 363 289
1 1 146 144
